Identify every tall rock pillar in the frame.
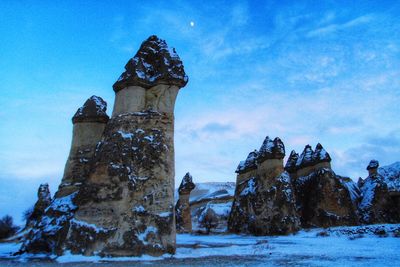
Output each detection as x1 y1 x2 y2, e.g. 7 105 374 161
20 96 109 254
57 96 109 197
175 173 196 233
71 35 188 256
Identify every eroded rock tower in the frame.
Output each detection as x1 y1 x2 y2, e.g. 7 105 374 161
20 35 187 257
175 173 196 233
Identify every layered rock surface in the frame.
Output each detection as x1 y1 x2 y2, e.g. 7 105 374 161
291 144 359 228
228 136 300 235
21 35 187 257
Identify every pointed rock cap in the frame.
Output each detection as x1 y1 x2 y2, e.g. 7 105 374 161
258 136 285 160
367 159 379 170
113 35 188 92
296 145 314 168
178 172 196 194
72 96 109 124
37 183 51 203
272 137 285 159
312 143 331 163
236 150 258 173
285 150 299 173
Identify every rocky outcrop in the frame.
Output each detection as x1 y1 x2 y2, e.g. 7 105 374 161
359 160 400 224
175 173 195 233
292 144 359 228
228 136 300 235
189 182 235 233
20 35 187 257
25 184 52 229
294 168 359 228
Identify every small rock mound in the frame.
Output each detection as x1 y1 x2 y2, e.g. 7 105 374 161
72 96 109 123
113 35 188 92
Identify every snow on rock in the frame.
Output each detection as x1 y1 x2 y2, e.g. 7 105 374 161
312 143 331 163
178 172 195 195
235 150 258 173
72 96 109 123
2 224 400 265
367 159 379 170
229 171 300 235
25 183 52 229
359 161 400 224
294 168 359 228
378 161 400 192
296 145 314 168
188 182 235 233
176 173 196 233
284 150 299 173
258 136 285 160
188 182 235 203
113 35 188 91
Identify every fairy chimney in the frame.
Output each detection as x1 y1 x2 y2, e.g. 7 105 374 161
56 96 109 198
69 35 188 256
175 173 196 233
20 36 188 257
256 136 285 186
295 143 331 177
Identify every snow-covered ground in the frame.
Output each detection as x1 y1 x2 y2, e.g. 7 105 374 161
0 224 399 266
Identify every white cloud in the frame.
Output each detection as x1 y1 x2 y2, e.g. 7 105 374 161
307 14 375 37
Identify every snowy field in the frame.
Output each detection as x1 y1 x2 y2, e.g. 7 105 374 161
0 224 399 266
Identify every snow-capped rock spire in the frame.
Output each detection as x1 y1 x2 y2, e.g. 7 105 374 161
113 35 188 92
72 95 109 124
258 136 285 160
178 172 196 194
312 143 331 163
285 150 299 173
296 145 314 168
236 150 258 173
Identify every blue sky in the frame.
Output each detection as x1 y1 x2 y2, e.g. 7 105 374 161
0 0 399 224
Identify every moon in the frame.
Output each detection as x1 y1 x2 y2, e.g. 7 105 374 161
190 21 195 27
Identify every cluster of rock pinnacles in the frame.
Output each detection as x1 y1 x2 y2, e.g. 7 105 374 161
20 36 399 257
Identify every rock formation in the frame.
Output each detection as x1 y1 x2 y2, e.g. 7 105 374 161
57 96 109 198
291 144 359 228
228 136 300 235
189 182 235 233
20 96 110 255
20 35 187 257
25 184 52 229
175 173 195 233
359 160 400 224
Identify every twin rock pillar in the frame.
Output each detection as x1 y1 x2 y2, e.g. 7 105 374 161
21 35 188 257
